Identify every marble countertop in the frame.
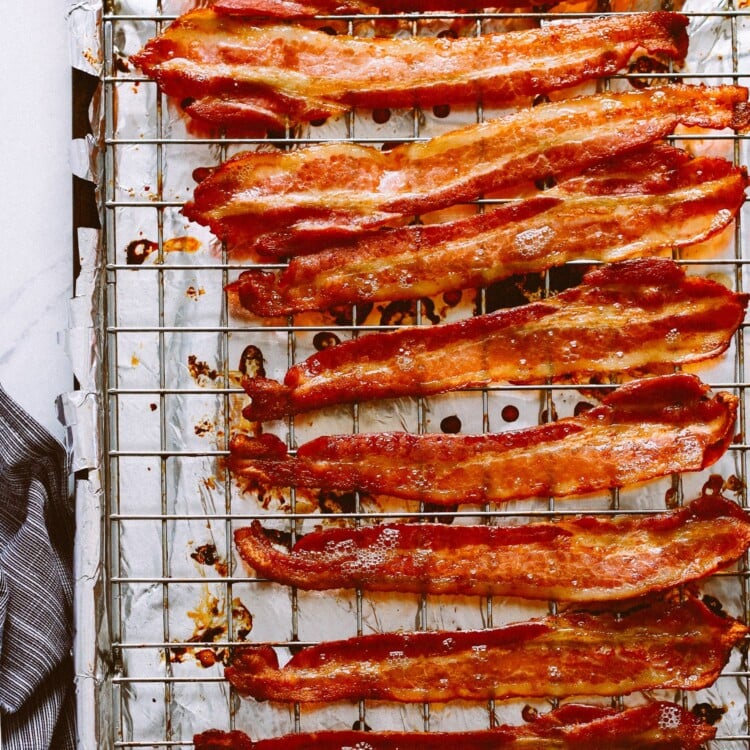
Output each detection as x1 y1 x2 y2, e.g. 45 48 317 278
0 3 75 443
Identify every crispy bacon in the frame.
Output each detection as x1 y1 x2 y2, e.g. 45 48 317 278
229 373 737 505
229 147 747 313
213 0 574 19
238 259 748 421
132 11 687 131
225 593 747 702
234 493 750 601
183 84 750 255
193 702 716 749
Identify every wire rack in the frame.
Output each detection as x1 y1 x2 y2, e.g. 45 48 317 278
99 1 750 747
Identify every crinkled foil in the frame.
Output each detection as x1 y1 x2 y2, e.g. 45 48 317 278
69 1 750 747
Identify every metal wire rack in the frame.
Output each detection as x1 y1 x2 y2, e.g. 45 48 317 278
99 1 750 747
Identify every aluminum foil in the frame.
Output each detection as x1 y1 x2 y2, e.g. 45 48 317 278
69 1 750 746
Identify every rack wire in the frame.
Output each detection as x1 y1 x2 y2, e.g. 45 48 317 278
100 1 750 747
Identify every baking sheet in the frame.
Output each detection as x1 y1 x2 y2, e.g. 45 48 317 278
69 1 750 746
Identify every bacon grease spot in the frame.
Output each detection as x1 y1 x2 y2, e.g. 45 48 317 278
501 405 520 423
238 345 266 378
125 239 157 265
440 415 462 434
372 108 391 124
313 331 341 351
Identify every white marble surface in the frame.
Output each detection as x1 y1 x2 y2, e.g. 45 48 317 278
0 3 74 443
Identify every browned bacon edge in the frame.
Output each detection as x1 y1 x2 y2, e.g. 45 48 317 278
213 0 578 18
224 593 747 702
183 85 750 256
131 11 687 130
228 146 747 314
193 701 716 749
237 258 748 421
234 492 750 601
229 373 738 505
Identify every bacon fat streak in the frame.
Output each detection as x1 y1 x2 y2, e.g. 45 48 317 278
230 373 737 505
132 11 687 130
193 701 716 749
235 493 750 601
224 593 747 702
229 146 747 312
184 85 750 255
238 258 748 421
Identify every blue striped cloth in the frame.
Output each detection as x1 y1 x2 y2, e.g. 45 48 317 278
0 388 75 749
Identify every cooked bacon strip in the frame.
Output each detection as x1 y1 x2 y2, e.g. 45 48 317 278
234 493 750 601
132 11 687 130
183 84 750 255
225 593 747 702
193 702 716 749
238 259 748 421
213 0 570 19
229 147 748 313
229 373 737 505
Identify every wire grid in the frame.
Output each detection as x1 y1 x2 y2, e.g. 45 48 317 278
100 1 750 747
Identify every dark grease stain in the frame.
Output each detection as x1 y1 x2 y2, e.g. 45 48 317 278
329 303 374 326
701 594 726 618
440 415 462 434
125 239 157 265
540 404 558 423
501 404 519 423
187 355 219 382
483 266 594 313
191 544 219 567
627 57 671 89
692 703 726 726
378 298 441 327
372 108 391 124
548 264 592 292
483 275 538 314
238 345 266 378
232 600 254 641
317 491 358 515
264 527 294 547
313 331 341 351
702 473 725 496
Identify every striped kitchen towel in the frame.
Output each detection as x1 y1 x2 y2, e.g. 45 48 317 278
0 387 75 749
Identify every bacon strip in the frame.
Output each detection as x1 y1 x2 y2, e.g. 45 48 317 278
193 702 716 749
230 373 737 505
183 84 750 255
213 0 574 19
225 593 747 702
132 11 687 130
229 147 748 313
238 259 748 421
235 493 750 601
